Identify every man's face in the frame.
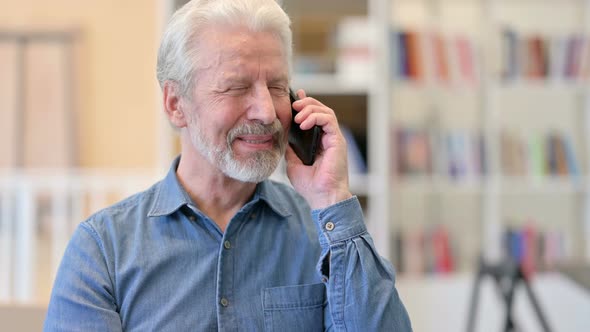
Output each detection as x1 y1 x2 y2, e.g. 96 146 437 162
182 25 291 182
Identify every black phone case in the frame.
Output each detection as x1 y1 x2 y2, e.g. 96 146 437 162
288 89 321 165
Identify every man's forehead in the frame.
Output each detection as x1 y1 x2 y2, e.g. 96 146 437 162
218 67 289 82
217 43 285 63
195 25 287 70
201 25 283 52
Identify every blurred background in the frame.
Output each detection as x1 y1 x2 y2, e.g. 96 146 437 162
1 0 590 331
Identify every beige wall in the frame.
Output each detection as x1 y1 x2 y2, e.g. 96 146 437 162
1 0 161 169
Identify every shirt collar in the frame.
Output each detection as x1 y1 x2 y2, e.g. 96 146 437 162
147 156 192 217
148 156 292 219
251 180 291 218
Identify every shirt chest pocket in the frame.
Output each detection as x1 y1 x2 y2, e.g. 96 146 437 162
262 283 326 332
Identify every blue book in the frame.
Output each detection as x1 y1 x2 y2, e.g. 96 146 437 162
394 30 409 79
562 135 580 177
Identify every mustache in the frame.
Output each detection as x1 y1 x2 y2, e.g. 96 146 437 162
227 120 284 144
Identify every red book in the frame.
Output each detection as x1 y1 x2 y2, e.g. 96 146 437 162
526 36 547 79
406 31 423 80
521 223 538 279
432 226 454 274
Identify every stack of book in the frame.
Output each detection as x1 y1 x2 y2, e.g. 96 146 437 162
500 130 579 177
392 29 480 86
395 126 487 180
394 225 456 276
499 29 590 81
503 222 570 278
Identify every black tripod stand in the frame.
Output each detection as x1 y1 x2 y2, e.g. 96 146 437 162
466 257 552 332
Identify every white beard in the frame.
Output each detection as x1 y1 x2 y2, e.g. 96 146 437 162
188 117 286 183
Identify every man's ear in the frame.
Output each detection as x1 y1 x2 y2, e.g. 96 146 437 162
162 81 188 128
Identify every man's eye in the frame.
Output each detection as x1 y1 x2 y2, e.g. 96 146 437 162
225 87 248 95
270 87 288 95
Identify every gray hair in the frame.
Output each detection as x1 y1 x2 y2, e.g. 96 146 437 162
156 0 292 98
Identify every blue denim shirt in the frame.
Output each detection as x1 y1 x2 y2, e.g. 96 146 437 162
44 158 412 331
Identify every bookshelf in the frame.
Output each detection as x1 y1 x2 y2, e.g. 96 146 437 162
389 0 590 279
386 0 590 329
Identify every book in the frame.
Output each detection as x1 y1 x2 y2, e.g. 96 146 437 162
454 36 478 84
395 224 461 276
431 225 454 274
546 133 568 176
431 33 450 83
406 129 431 174
335 17 375 84
394 31 409 79
341 126 367 174
393 29 425 81
502 224 570 273
446 132 465 178
525 35 548 79
564 35 584 79
403 229 426 276
527 133 546 177
445 130 485 179
500 130 527 176
579 37 590 80
501 28 519 80
395 127 432 175
562 134 580 177
521 222 538 279
405 30 424 80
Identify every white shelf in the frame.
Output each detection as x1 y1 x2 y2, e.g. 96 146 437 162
291 73 370 95
392 81 482 96
392 175 588 193
500 175 587 194
392 79 590 94
492 80 590 93
394 175 484 193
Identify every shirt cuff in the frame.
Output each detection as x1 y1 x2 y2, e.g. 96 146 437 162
311 196 367 246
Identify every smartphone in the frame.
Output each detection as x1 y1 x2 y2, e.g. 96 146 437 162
288 89 321 165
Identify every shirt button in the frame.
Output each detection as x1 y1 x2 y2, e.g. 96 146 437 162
250 213 257 219
188 215 196 222
325 221 335 231
220 298 229 307
223 240 231 249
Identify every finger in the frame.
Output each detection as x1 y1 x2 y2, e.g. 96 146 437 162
292 89 331 110
296 89 307 100
294 105 334 123
300 113 341 135
293 96 330 110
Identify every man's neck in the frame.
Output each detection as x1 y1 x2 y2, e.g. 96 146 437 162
176 152 257 233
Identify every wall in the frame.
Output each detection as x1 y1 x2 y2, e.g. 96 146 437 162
0 0 160 169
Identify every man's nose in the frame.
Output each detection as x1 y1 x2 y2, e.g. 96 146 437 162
248 86 277 125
